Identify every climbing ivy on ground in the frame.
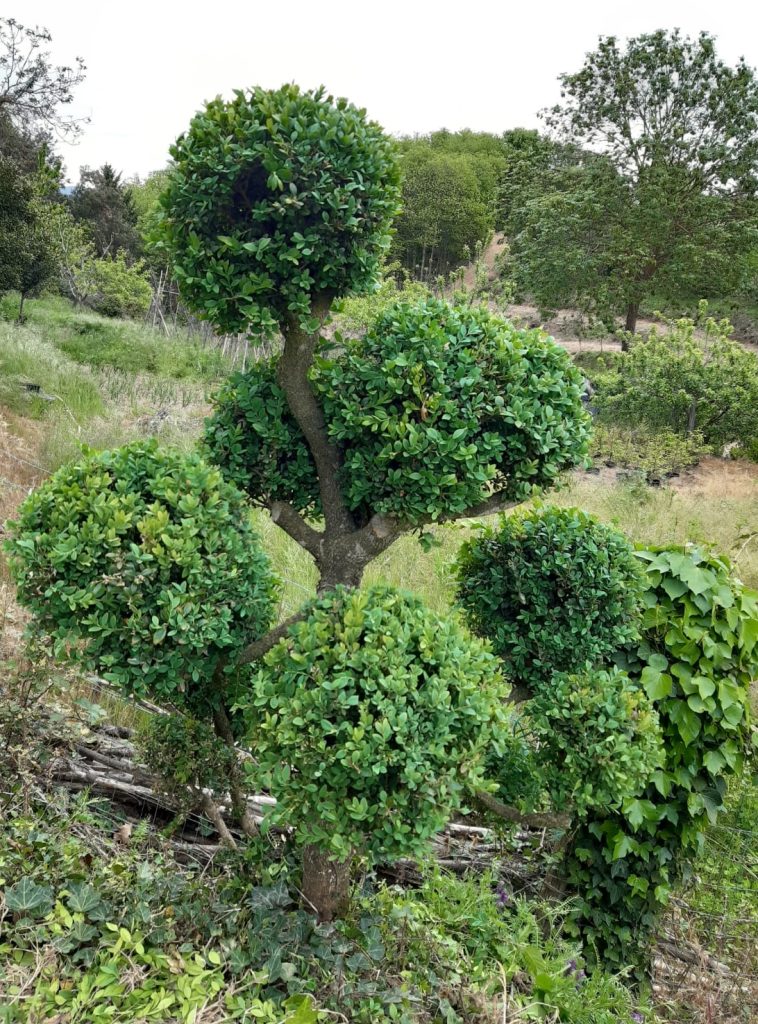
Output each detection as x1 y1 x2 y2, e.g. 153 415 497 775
564 545 758 972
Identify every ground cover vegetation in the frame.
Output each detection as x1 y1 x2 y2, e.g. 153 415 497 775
1 15 758 1024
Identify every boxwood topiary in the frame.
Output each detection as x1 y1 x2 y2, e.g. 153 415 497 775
454 505 644 694
240 585 508 919
157 84 402 337
204 302 592 528
526 668 663 818
5 440 277 715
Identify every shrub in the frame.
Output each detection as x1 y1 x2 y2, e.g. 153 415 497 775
87 250 153 319
454 506 644 693
593 305 758 450
207 302 591 528
158 84 402 337
242 585 508 918
526 668 663 817
589 423 711 480
564 545 758 971
5 440 277 715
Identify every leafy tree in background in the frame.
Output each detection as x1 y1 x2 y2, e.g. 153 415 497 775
505 31 758 334
0 17 86 140
392 135 503 280
69 163 142 260
0 157 56 314
593 305 758 449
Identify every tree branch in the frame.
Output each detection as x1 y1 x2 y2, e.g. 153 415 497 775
236 612 306 666
269 500 321 558
450 492 521 521
474 790 571 830
278 297 355 538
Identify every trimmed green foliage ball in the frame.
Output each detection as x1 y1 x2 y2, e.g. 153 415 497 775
243 585 508 862
454 506 643 692
205 300 591 526
202 359 321 516
319 300 591 522
5 441 277 712
527 668 663 817
159 84 402 336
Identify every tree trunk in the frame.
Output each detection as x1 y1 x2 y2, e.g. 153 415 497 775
301 844 352 922
623 302 639 342
686 398 697 433
17 292 26 322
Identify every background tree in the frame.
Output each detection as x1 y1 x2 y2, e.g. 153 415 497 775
506 30 758 333
391 136 501 280
592 305 758 449
69 164 142 260
0 17 86 140
0 156 56 313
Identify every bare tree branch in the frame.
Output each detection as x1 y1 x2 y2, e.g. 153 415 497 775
269 500 321 558
278 297 355 538
474 790 571 830
237 612 307 666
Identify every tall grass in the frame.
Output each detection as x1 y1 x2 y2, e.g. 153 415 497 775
1 292 229 381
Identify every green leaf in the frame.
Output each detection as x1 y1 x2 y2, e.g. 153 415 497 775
4 878 54 917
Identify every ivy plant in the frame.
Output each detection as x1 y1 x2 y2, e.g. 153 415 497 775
564 545 758 971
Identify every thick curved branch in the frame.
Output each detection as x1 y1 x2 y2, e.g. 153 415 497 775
270 500 321 558
450 491 520 521
278 297 355 538
474 790 571 830
237 611 306 666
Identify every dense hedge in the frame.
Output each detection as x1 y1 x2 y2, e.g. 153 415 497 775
6 441 277 714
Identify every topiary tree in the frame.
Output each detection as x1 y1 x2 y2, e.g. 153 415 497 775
454 506 644 701
239 585 508 920
6 441 277 834
9 85 590 918
525 668 663 820
158 84 590 639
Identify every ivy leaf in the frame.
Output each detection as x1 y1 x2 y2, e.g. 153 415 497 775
4 878 54 917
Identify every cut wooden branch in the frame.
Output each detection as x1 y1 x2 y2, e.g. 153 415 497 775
474 790 571 830
198 793 237 849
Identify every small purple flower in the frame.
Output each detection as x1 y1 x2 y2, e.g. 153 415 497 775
495 885 510 908
631 1013 644 1023
563 959 577 976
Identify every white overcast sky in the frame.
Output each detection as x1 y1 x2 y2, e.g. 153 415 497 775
16 0 758 182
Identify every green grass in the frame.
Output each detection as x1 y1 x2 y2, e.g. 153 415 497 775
1 292 230 380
